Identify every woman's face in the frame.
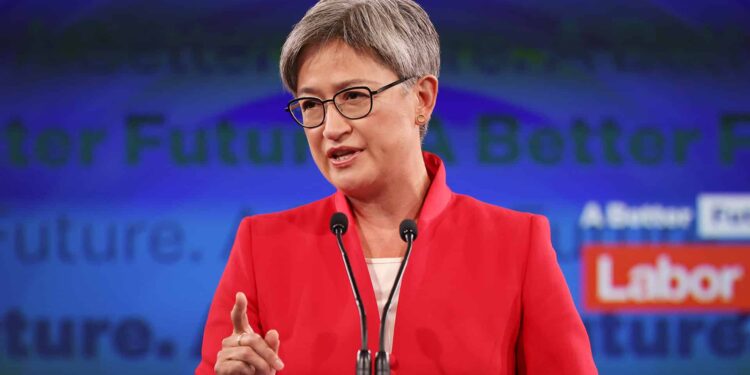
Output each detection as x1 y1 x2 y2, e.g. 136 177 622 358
296 40 425 198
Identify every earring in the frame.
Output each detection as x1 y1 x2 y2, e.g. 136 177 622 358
416 114 427 124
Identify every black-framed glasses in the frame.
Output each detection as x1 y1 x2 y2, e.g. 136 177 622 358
285 77 411 128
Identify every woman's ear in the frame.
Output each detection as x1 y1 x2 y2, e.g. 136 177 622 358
413 75 439 123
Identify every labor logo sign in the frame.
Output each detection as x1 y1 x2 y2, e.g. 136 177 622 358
582 244 750 312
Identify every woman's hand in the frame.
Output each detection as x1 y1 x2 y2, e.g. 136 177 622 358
214 292 284 375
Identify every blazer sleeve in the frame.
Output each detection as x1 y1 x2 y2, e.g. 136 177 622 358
516 215 597 374
196 217 262 375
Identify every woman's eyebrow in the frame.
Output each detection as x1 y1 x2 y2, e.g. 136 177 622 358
297 79 380 97
334 79 379 90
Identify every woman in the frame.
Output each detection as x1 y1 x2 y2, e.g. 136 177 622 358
197 0 597 374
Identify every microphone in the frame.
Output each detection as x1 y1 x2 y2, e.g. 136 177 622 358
375 219 418 375
399 219 418 242
330 212 371 375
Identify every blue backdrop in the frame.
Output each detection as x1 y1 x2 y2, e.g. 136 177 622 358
1 0 749 374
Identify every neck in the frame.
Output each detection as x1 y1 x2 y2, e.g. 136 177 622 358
348 153 431 232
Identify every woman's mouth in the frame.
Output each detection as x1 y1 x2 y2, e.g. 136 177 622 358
328 149 362 167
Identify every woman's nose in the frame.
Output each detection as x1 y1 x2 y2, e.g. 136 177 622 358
321 103 352 141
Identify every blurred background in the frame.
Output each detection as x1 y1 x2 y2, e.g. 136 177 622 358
1 0 749 374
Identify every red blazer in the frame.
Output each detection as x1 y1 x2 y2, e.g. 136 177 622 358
197 152 597 374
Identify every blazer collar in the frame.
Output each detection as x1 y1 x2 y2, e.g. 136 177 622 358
333 151 452 225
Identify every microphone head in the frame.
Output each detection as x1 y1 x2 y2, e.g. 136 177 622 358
330 212 349 235
399 219 418 242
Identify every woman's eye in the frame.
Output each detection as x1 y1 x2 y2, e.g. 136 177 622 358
344 91 366 100
301 101 320 110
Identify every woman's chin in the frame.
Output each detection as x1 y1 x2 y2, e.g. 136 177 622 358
329 172 377 197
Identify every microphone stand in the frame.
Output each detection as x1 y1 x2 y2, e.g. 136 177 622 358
375 220 418 375
331 215 372 375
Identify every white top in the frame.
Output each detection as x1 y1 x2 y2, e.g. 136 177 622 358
365 257 404 354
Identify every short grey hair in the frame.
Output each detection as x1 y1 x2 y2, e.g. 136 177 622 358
279 0 440 139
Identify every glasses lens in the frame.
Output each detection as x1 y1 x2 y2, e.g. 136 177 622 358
289 98 324 127
334 88 372 119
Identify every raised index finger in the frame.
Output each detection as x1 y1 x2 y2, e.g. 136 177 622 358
231 291 252 334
